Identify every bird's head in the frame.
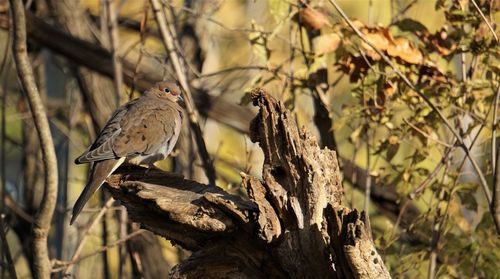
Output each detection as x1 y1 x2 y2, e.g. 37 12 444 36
152 81 184 103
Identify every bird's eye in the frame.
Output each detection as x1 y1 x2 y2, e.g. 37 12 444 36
163 88 171 94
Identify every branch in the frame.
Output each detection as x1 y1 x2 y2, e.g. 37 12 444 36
0 215 17 279
9 1 58 278
104 0 124 103
150 0 216 185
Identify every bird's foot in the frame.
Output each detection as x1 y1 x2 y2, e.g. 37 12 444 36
144 163 163 175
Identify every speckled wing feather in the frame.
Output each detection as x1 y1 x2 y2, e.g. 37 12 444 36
75 97 179 164
74 99 137 164
112 103 178 158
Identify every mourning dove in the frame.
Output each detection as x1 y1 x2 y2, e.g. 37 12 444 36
71 81 184 225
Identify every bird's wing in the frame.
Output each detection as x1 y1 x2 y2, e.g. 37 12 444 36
75 99 137 164
112 103 179 157
76 97 180 164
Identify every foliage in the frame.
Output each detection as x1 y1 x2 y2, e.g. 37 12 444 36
245 0 499 277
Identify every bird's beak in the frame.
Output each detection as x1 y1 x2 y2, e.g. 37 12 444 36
177 95 184 103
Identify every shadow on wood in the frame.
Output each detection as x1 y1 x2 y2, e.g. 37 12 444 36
105 88 391 279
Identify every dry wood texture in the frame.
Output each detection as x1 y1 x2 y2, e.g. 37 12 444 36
105 88 390 278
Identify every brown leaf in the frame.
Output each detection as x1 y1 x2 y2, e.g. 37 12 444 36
360 26 394 60
418 63 453 84
313 33 341 55
297 7 331 31
336 55 370 82
387 37 423 64
417 27 458 56
383 81 397 97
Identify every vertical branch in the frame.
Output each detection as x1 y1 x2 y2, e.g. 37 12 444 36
128 0 149 99
150 0 216 185
0 63 6 279
493 83 500 235
0 20 10 278
62 197 114 275
100 192 111 279
9 1 58 278
118 210 128 278
492 83 500 176
427 162 450 279
0 215 18 279
494 146 500 236
363 132 371 216
105 0 124 103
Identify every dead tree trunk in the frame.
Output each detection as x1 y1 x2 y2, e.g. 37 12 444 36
105 88 391 279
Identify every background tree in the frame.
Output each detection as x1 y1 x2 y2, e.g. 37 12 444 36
0 0 498 278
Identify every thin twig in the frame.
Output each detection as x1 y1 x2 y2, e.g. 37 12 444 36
403 119 454 148
0 20 10 276
492 83 500 173
63 197 114 274
471 0 499 44
150 0 216 185
52 230 145 273
328 0 494 226
493 143 500 238
117 208 128 278
105 0 125 104
492 82 500 236
427 161 450 279
128 0 149 100
9 1 59 278
0 215 18 279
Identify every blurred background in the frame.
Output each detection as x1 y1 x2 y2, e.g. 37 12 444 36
0 0 499 278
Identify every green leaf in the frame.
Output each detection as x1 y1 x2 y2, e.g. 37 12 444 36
392 19 428 33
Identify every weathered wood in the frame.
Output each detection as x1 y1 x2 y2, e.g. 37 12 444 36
105 88 391 278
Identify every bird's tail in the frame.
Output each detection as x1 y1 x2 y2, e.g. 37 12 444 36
70 157 125 225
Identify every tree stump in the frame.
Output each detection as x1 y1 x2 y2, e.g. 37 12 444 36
105 88 391 279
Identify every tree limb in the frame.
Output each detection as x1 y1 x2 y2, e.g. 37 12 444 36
9 1 58 278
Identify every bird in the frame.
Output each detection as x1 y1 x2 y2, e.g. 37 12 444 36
71 81 184 225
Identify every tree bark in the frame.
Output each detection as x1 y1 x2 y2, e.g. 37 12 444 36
105 88 391 278
9 1 58 278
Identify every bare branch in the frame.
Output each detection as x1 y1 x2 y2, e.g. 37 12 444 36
105 0 125 103
0 215 18 279
62 197 114 275
9 1 58 278
150 0 216 185
493 83 500 235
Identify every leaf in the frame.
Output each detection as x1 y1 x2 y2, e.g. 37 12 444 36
417 27 458 56
349 125 363 143
360 26 394 60
313 33 342 55
393 18 428 33
387 37 423 64
386 142 399 161
296 7 331 31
